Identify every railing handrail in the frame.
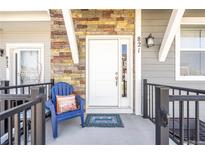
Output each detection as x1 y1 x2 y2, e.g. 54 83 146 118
147 82 205 94
169 95 205 101
0 94 45 121
0 82 52 91
0 94 31 101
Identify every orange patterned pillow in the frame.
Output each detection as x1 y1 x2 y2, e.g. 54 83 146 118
56 94 77 114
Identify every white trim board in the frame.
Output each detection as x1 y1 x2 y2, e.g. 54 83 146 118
62 9 79 64
135 9 142 115
159 9 185 62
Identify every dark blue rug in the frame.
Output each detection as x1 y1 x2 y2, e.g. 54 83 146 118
85 114 124 127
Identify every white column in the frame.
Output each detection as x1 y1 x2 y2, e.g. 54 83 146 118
135 9 142 115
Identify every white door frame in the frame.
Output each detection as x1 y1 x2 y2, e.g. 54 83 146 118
86 35 133 113
6 43 45 85
135 9 142 115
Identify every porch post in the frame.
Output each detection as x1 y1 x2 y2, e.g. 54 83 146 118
135 9 142 115
31 87 46 145
143 79 148 118
50 78 55 87
36 86 46 145
155 86 169 145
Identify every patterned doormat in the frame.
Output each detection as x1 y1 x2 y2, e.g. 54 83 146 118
85 114 124 127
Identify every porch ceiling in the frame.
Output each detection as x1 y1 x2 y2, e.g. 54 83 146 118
0 11 50 21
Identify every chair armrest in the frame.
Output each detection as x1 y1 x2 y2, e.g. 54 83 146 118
75 95 85 111
45 100 56 119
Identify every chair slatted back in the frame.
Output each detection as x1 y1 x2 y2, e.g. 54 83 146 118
51 82 74 110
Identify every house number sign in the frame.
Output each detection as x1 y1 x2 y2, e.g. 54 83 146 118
137 36 141 53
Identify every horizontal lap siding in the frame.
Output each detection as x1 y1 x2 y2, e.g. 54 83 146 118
0 29 5 81
142 9 205 90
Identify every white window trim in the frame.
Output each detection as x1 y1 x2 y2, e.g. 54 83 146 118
175 21 205 81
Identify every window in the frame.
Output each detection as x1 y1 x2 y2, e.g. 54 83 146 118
176 25 205 80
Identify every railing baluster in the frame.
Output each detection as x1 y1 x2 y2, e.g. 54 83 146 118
8 116 13 145
195 93 199 145
187 91 190 145
149 85 151 118
22 87 25 94
172 89 175 139
8 100 13 145
179 101 184 145
152 85 154 121
143 79 148 118
23 99 27 145
14 112 20 145
28 86 31 95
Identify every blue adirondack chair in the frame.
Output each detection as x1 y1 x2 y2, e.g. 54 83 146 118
45 82 85 138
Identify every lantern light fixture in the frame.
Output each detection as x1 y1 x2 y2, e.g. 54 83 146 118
0 49 4 57
145 33 155 48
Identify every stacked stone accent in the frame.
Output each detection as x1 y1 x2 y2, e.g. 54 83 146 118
50 9 135 98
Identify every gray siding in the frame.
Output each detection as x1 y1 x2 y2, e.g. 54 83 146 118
0 28 6 81
142 9 205 90
0 21 51 84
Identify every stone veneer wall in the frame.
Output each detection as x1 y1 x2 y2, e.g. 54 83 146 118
50 9 135 98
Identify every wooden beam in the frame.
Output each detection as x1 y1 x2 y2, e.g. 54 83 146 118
159 9 185 62
62 9 79 64
0 11 50 21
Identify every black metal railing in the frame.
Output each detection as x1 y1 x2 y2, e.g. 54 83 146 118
0 79 54 96
0 88 46 145
143 79 205 145
0 79 54 136
0 79 55 145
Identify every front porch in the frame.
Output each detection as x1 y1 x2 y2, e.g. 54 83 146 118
46 114 155 145
1 9 205 145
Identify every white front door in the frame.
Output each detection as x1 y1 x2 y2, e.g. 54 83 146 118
88 39 119 106
87 36 133 113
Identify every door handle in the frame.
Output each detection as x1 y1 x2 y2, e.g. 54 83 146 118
115 72 118 86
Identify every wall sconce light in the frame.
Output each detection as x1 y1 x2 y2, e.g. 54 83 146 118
0 49 5 57
145 33 155 48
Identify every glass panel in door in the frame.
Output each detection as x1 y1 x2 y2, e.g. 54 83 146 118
121 44 128 98
19 49 40 85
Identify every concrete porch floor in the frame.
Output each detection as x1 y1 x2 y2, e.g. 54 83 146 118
46 114 155 145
